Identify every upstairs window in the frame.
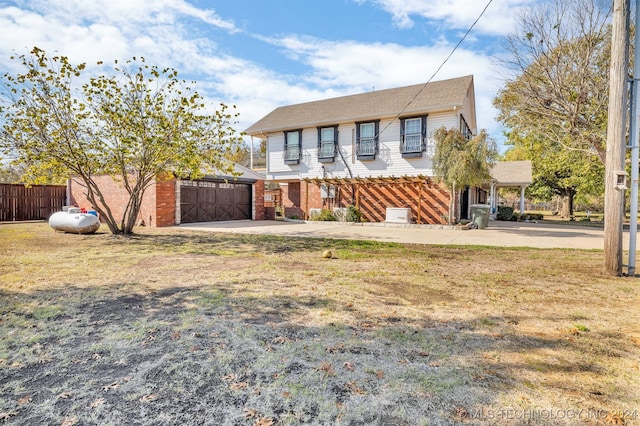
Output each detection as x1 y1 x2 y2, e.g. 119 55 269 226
356 121 379 160
284 130 302 164
460 116 473 140
317 126 338 163
400 116 427 158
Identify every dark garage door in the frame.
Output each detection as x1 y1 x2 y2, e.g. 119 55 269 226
180 180 252 223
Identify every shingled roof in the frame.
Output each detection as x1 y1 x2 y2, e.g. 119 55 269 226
491 161 533 187
245 75 474 135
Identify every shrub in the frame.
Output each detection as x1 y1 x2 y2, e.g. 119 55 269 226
497 206 515 221
346 205 362 223
311 209 337 221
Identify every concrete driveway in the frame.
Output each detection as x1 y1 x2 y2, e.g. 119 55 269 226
175 220 627 250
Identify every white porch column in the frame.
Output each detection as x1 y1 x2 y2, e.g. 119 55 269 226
490 181 496 214
519 186 526 214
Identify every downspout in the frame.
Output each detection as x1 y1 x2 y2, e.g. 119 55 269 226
337 129 356 205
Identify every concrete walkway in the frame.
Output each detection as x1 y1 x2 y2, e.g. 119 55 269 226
175 220 627 250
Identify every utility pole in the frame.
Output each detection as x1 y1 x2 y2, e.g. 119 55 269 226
628 0 640 277
604 0 630 276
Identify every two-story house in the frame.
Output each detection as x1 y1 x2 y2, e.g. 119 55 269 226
245 75 486 224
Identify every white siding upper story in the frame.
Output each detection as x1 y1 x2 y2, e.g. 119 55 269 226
264 111 463 181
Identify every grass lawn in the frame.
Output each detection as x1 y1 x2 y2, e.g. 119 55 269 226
0 223 639 425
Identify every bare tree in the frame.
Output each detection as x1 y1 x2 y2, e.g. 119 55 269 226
494 0 612 162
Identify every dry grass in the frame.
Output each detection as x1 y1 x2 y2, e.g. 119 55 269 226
0 222 639 425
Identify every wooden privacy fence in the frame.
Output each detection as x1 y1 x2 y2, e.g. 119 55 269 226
0 184 66 222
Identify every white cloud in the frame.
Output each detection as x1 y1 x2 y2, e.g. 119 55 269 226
0 0 508 147
257 34 504 142
366 0 533 35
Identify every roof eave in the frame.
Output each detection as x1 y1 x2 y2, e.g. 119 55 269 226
244 103 463 137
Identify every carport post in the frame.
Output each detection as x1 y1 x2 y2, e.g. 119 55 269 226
519 186 526 215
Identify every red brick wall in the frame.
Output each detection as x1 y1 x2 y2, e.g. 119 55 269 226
68 175 175 227
281 182 305 219
253 180 266 220
155 177 177 227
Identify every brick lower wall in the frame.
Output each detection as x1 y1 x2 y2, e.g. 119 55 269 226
253 180 266 220
68 175 173 227
155 178 177 227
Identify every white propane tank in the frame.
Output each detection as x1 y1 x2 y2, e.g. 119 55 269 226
49 208 100 234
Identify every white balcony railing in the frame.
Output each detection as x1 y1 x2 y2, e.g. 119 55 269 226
284 145 300 161
403 134 423 153
358 138 376 156
319 141 335 158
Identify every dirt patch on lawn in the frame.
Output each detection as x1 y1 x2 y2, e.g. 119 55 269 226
0 223 639 425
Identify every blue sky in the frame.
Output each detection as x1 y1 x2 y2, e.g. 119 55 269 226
0 0 537 151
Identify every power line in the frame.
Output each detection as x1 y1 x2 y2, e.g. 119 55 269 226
376 0 494 138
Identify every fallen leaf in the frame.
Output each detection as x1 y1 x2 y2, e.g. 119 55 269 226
254 417 274 426
272 336 289 344
221 373 238 382
429 361 441 367
0 411 17 421
61 417 79 426
17 395 31 405
243 408 258 419
57 392 73 399
398 358 409 365
326 342 345 353
230 382 248 390
343 362 355 372
316 362 335 376
91 397 105 408
102 381 119 391
374 370 385 379
140 394 156 403
344 381 366 395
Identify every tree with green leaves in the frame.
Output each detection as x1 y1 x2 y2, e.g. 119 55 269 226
0 47 243 234
433 127 498 223
493 0 611 216
503 132 604 217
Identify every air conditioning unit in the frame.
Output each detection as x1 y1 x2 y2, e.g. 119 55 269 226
333 207 347 221
309 208 322 219
320 184 336 199
385 207 411 224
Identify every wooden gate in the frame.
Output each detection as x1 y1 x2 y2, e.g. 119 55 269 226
0 184 66 221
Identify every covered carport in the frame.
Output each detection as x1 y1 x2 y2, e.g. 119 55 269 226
489 161 533 218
